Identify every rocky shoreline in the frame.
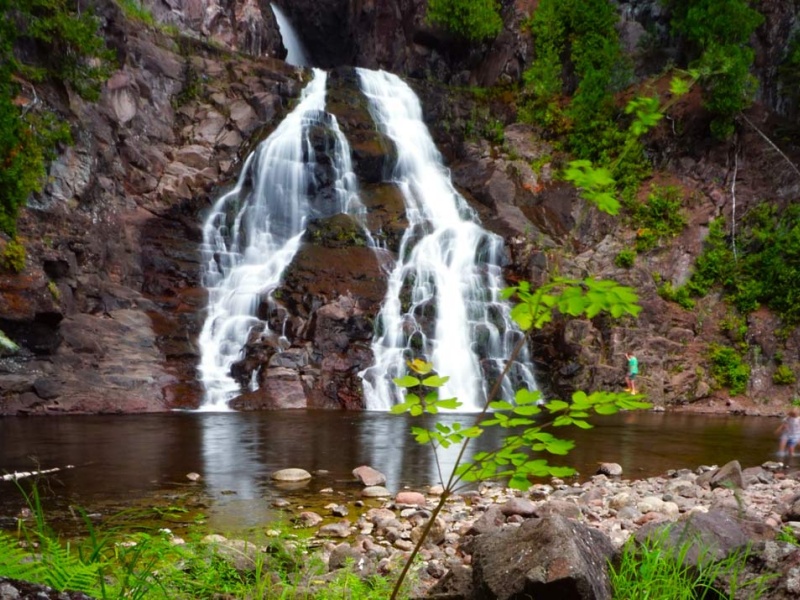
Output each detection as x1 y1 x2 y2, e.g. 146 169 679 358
255 460 800 598
5 459 800 599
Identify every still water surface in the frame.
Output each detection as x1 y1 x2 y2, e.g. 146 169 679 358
0 410 783 533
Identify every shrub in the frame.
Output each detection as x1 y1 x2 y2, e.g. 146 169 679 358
425 0 503 41
614 248 636 268
687 204 800 326
0 238 26 273
658 281 695 310
628 185 687 252
708 343 750 395
667 0 764 138
773 365 797 385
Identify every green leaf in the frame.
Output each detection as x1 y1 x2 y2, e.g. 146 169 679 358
515 388 541 405
513 405 541 416
571 419 593 430
390 402 410 414
549 465 577 478
393 375 421 388
508 473 531 490
409 404 423 416
499 286 516 300
462 426 483 438
424 391 439 405
489 400 514 411
510 303 533 330
411 427 431 443
670 76 691 97
594 403 620 415
422 375 450 387
437 398 462 409
546 400 569 412
545 438 575 455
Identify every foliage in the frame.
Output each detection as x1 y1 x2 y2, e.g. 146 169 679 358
117 0 156 27
0 238 26 272
776 526 800 546
561 72 696 217
667 0 764 138
658 280 695 310
614 248 636 269
521 0 667 197
609 530 776 599
627 185 687 252
388 271 648 597
523 0 626 136
685 218 732 297
6 0 116 101
687 204 800 326
0 0 112 235
773 365 796 386
708 343 750 395
425 0 503 42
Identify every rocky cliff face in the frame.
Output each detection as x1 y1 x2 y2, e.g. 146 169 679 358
1 0 799 415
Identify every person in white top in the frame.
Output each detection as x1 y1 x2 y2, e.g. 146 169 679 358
776 407 800 457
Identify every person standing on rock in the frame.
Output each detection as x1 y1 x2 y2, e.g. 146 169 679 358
624 352 638 395
776 407 800 457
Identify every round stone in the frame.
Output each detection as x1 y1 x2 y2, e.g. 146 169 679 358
271 468 312 482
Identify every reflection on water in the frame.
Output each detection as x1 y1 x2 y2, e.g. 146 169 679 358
0 410 782 532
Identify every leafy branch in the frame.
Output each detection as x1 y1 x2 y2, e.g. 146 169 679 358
563 70 698 214
387 276 648 599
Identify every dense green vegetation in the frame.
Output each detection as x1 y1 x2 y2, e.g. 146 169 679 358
627 185 688 253
0 0 113 236
685 204 800 327
425 0 503 41
667 0 763 138
521 0 648 192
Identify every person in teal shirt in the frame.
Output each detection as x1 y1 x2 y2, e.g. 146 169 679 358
625 352 638 395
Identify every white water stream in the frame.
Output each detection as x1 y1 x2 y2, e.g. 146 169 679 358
270 4 310 67
356 69 537 411
198 69 361 409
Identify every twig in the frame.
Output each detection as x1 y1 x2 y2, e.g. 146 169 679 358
731 142 738 261
739 113 800 179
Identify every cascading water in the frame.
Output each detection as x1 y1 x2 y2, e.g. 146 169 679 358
270 4 310 67
356 68 538 412
198 68 362 409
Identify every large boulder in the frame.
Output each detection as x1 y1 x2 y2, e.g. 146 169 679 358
470 515 615 600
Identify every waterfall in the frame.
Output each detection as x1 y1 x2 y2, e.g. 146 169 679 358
356 68 537 412
198 68 361 410
270 4 310 67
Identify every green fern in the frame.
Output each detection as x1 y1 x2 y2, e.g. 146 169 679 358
36 536 105 594
0 530 48 581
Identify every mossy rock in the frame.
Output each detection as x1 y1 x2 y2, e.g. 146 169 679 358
304 214 368 248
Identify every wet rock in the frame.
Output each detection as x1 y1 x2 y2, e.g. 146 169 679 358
361 486 391 498
271 468 312 482
352 465 387 487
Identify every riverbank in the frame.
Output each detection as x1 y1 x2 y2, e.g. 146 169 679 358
5 457 800 598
